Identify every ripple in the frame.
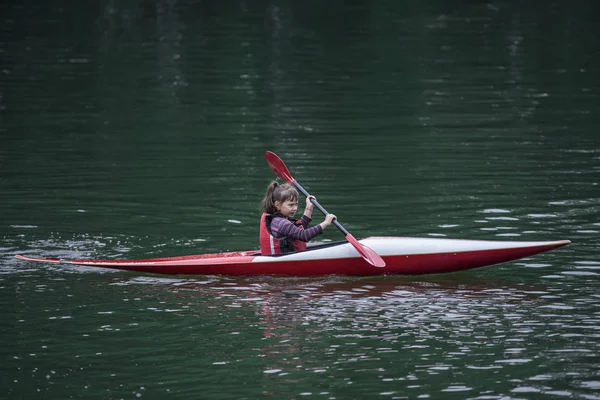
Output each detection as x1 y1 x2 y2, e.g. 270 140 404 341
441 385 472 392
562 271 598 276
512 386 542 393
495 358 532 364
518 263 552 268
528 214 559 218
581 381 600 389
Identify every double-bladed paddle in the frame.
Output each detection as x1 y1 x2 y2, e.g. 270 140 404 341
264 151 386 268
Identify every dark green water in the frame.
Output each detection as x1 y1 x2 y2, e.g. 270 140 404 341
2 1 599 399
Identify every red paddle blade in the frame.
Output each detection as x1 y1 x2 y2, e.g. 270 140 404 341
346 234 386 268
265 151 295 183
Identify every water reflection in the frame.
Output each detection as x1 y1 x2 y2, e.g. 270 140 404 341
89 273 600 399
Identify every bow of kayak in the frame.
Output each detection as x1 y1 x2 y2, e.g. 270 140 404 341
14 236 570 277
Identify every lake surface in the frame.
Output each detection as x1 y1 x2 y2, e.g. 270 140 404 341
1 1 599 399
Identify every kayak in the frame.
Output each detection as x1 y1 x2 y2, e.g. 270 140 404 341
15 236 570 277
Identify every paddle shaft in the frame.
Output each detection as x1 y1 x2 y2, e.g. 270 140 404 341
291 181 349 235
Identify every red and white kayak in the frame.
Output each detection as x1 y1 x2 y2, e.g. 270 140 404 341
15 236 570 277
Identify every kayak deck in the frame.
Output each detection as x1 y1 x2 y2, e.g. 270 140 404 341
14 236 571 277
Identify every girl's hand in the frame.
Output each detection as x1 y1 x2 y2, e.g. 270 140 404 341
306 195 316 211
320 213 336 229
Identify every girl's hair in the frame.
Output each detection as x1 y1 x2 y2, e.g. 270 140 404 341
260 181 299 214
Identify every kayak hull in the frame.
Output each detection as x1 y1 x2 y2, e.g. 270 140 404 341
15 236 570 277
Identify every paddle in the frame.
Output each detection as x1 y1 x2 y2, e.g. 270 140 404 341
264 151 386 267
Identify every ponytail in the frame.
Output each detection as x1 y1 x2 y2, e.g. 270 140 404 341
260 181 279 213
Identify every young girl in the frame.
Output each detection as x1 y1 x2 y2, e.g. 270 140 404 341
259 181 336 255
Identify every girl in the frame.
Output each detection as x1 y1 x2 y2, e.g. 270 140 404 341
259 181 336 255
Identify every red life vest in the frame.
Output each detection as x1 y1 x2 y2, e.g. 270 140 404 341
259 213 308 255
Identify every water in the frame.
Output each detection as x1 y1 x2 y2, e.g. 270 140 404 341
1 1 599 398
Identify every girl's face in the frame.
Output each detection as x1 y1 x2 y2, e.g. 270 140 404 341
275 199 298 218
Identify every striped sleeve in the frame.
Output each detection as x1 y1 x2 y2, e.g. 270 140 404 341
300 215 312 229
270 217 323 242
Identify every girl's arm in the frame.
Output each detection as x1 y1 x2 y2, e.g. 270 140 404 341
302 195 315 219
